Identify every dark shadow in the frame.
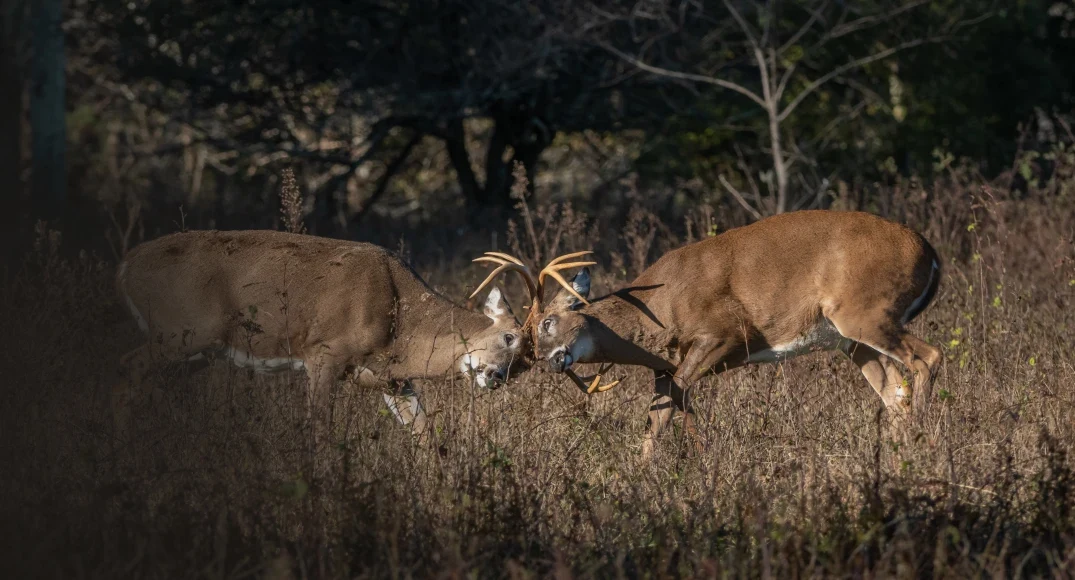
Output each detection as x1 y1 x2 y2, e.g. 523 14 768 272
609 284 666 328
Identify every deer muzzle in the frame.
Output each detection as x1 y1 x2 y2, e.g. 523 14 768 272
548 348 573 373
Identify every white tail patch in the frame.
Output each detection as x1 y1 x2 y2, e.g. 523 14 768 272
902 259 939 324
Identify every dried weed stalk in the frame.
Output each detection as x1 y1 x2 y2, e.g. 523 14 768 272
506 162 596 268
279 167 307 235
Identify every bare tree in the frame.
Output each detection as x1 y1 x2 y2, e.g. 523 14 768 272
585 0 984 216
91 0 668 223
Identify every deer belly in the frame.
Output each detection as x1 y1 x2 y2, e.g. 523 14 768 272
221 346 306 372
746 320 844 363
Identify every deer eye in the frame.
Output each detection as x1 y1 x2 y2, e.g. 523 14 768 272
542 318 553 332
504 333 516 346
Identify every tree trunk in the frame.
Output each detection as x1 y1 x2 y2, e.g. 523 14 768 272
482 117 512 206
484 114 551 206
444 115 550 210
30 0 65 226
768 106 788 214
443 118 488 205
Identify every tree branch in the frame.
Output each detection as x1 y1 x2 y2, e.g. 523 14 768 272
600 42 766 108
352 132 422 222
778 36 940 122
828 0 932 39
778 0 830 54
309 123 393 202
718 174 763 221
722 0 760 50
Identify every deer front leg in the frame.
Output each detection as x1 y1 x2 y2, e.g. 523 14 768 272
383 379 431 445
641 371 684 462
112 344 154 445
641 337 738 462
305 354 345 472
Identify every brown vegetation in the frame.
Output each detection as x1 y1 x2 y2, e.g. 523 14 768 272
2 165 1075 577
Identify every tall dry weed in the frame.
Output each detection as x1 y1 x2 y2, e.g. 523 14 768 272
279 167 307 235
506 162 597 268
6 160 1075 578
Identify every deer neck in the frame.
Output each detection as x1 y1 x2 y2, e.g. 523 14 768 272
582 292 678 371
386 296 495 378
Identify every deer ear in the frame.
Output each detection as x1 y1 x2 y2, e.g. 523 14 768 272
482 286 512 320
549 267 591 311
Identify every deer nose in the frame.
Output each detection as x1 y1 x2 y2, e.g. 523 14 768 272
549 350 568 373
483 366 506 385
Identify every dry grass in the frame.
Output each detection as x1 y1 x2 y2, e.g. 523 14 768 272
3 173 1075 578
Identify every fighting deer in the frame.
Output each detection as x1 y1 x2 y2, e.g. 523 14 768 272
474 211 943 461
113 229 531 444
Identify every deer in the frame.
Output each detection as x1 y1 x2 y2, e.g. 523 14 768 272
112 229 535 448
471 211 943 461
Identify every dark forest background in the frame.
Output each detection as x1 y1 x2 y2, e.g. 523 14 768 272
5 2 1075 578
2 0 1074 253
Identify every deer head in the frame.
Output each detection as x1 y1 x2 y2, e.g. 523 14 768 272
469 251 618 394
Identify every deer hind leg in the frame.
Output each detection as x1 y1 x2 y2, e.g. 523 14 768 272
900 333 942 416
642 373 680 463
840 341 912 423
831 314 942 422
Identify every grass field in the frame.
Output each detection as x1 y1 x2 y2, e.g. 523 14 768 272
3 177 1075 578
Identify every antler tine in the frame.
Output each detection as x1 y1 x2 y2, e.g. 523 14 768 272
564 366 621 395
473 255 512 267
482 251 526 266
539 266 593 306
587 363 621 393
534 251 597 307
538 261 597 279
544 251 593 267
468 262 537 300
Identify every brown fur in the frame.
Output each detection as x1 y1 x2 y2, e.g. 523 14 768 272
535 210 943 460
113 229 529 444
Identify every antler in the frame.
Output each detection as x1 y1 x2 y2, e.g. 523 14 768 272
537 251 596 307
471 249 618 393
565 363 620 394
470 250 596 316
469 253 539 303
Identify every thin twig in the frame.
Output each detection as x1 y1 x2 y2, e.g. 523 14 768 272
718 174 764 221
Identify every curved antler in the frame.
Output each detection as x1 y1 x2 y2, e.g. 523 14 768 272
565 364 620 394
471 249 614 389
537 251 595 306
469 253 539 303
470 250 597 315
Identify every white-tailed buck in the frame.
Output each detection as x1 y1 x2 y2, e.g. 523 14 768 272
113 230 531 444
473 211 942 461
